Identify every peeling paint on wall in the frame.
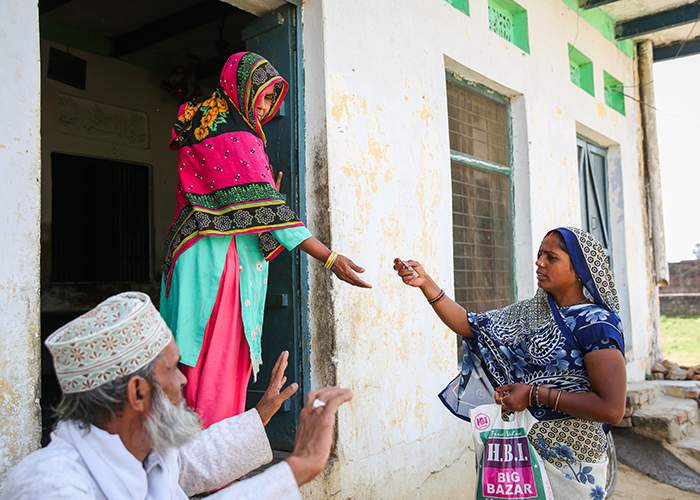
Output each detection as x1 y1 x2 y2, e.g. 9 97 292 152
0 1 42 486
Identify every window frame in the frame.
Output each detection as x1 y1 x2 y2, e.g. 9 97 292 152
446 72 517 306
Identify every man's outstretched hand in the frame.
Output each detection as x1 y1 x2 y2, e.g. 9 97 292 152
285 387 353 486
255 351 299 426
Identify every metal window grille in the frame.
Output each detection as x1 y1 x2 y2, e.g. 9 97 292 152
51 153 151 282
570 62 582 87
447 82 509 166
489 4 513 42
447 81 514 313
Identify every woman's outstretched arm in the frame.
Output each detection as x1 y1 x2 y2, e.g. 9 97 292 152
393 259 472 337
299 237 371 288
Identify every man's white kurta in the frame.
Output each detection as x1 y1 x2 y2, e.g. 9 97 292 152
0 409 301 499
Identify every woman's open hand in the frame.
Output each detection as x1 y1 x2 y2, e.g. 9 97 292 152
393 258 429 288
331 254 372 288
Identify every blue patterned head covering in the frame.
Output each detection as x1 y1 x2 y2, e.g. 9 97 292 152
552 227 620 314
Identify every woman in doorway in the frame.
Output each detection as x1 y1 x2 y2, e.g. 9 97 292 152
160 52 370 428
393 227 625 499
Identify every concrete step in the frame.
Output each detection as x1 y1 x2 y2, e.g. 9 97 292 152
625 382 660 414
631 395 699 443
655 380 700 401
677 428 700 463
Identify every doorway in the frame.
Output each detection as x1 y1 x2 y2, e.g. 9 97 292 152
39 0 304 451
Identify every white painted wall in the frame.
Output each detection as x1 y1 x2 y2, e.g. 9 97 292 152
0 0 42 485
303 0 656 497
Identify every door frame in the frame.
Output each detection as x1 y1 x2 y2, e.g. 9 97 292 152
288 0 313 404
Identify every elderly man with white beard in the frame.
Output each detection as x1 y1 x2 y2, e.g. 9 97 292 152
1 292 351 499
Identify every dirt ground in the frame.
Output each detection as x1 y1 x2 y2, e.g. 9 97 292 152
611 463 700 500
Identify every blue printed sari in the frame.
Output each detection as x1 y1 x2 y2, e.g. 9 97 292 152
439 227 624 500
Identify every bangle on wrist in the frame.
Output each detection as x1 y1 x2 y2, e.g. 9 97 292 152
428 289 445 305
324 251 338 270
534 384 541 406
528 384 535 406
554 390 563 412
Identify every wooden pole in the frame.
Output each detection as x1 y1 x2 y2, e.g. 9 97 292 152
638 40 670 286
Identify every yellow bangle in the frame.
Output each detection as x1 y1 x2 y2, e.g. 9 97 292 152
324 251 338 270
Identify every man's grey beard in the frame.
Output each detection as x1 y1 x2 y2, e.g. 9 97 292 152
144 385 202 453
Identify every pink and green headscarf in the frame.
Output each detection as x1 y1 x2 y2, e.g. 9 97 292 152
219 51 288 144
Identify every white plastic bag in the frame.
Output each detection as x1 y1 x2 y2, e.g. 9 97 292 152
470 404 554 500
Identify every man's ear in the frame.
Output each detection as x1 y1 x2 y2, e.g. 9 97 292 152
126 376 153 414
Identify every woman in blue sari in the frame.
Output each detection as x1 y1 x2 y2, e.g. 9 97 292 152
394 227 625 499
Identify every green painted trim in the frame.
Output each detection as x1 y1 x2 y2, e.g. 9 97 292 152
488 0 530 53
445 0 470 16
446 72 510 105
562 0 634 58
603 70 625 115
568 44 595 96
40 19 113 57
293 5 312 396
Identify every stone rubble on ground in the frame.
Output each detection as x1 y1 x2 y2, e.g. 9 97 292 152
651 359 700 381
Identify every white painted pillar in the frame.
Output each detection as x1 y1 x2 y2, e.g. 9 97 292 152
0 0 42 485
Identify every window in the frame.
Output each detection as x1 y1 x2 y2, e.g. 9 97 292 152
488 0 529 53
445 0 470 15
51 153 151 282
447 78 514 313
577 139 611 258
568 44 595 96
603 71 625 115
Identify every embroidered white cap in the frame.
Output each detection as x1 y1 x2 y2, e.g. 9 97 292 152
45 292 172 394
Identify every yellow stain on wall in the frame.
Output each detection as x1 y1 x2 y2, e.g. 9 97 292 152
368 138 389 163
331 94 351 122
381 213 402 242
596 102 607 118
555 106 563 116
417 96 433 124
414 385 427 427
330 94 369 123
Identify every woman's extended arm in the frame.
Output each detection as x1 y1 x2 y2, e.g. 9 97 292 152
393 259 472 337
496 349 627 424
299 237 371 288
271 171 369 288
